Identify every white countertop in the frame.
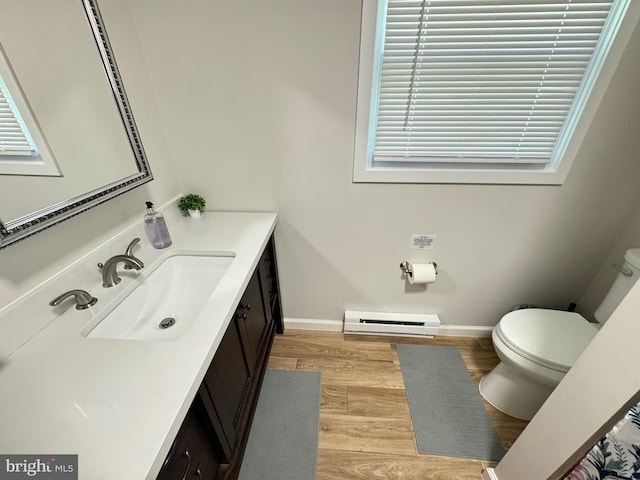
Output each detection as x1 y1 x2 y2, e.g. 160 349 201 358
0 210 278 479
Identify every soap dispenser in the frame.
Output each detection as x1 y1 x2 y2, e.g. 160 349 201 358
144 201 172 249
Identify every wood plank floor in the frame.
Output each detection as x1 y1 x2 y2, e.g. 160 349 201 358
266 330 528 480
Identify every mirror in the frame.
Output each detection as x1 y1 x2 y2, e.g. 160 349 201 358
0 0 152 248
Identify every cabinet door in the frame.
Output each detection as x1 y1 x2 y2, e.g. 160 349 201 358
258 238 283 334
202 319 251 451
236 271 268 372
156 402 219 480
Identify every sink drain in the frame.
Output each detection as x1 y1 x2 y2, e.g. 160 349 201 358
159 317 176 329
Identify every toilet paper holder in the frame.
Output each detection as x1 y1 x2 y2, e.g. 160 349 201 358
400 261 438 275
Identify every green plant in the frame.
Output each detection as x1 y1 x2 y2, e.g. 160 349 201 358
178 193 206 211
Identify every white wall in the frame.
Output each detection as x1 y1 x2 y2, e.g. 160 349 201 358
0 0 181 309
131 0 640 326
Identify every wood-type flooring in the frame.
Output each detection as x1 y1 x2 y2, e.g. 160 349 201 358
266 329 528 480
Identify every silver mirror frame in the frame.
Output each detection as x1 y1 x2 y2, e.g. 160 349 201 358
0 0 152 249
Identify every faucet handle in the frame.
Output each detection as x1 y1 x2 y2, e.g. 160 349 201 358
124 237 144 270
50 290 98 310
125 237 141 256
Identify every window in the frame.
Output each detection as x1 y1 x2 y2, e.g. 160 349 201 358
353 0 640 184
0 45 59 176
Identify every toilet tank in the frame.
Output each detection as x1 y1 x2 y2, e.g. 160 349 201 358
594 248 640 324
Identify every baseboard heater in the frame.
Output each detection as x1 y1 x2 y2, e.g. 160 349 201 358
343 310 440 337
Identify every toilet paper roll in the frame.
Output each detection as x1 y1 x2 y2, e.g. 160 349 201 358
407 262 437 284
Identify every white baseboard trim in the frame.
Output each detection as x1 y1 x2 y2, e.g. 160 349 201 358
283 317 343 332
438 324 493 337
482 467 499 480
284 317 494 338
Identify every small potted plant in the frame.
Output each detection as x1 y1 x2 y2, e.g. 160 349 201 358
178 193 206 218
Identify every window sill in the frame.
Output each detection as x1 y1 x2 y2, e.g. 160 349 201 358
352 163 569 186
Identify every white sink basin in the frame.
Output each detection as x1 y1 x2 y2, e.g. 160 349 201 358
84 253 234 341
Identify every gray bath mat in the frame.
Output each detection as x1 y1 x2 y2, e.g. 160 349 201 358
238 370 321 480
397 344 505 461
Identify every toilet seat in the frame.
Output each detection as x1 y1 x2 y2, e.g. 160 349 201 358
496 309 597 373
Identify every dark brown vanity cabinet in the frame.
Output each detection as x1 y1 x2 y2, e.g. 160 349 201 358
157 236 282 480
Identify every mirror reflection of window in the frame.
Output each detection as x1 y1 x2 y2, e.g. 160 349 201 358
0 0 153 248
0 45 60 177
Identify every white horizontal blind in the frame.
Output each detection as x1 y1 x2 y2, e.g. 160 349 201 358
0 76 36 157
374 0 615 165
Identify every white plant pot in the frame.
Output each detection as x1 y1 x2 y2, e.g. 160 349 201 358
188 209 201 218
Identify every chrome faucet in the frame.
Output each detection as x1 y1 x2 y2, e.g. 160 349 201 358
49 290 98 310
98 238 144 288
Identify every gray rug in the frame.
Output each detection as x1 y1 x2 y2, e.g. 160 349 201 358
238 370 321 480
397 344 505 461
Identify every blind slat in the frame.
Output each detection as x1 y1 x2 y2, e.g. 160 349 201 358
373 155 551 164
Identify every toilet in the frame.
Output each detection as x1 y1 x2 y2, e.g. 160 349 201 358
479 248 640 420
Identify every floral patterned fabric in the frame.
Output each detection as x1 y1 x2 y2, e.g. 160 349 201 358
564 401 640 480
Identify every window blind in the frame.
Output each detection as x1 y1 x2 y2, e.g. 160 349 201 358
373 0 617 165
0 77 36 157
